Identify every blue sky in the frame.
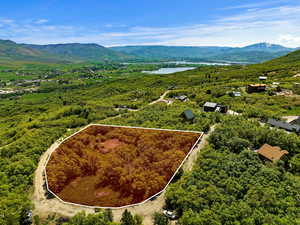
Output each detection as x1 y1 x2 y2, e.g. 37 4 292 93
1 0 300 47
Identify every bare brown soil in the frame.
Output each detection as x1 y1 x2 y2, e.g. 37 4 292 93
46 125 201 207
31 125 212 225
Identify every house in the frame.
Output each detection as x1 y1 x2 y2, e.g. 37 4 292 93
247 84 267 93
259 76 267 81
267 118 300 133
203 102 218 112
257 144 289 162
290 116 300 125
230 91 241 97
174 95 188 102
181 110 195 121
203 102 228 113
215 105 228 113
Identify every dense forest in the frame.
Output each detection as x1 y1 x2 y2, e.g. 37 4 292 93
46 125 200 207
166 117 300 225
0 49 300 224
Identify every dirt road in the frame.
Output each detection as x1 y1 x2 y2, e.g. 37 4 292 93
149 90 171 105
102 90 171 122
183 125 216 172
31 90 213 225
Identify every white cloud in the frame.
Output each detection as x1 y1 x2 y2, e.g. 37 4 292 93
279 34 300 46
35 19 49 24
1 2 300 47
221 0 292 10
0 19 15 25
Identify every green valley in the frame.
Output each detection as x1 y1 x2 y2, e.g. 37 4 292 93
0 47 300 225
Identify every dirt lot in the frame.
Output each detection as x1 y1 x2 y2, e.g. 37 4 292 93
31 90 213 225
31 127 209 225
45 125 201 207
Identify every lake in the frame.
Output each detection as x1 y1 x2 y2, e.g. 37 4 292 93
123 61 233 66
142 67 196 74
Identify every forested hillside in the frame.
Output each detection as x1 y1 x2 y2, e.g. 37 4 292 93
0 40 133 63
0 39 295 64
24 43 133 62
111 43 295 63
0 40 67 63
166 118 300 225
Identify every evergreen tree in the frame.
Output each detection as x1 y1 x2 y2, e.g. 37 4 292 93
121 210 135 225
153 213 169 225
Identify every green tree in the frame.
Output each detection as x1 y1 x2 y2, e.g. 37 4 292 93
290 154 300 174
121 210 135 225
153 213 169 225
104 209 113 222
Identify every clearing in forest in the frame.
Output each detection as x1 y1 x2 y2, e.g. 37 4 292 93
45 124 202 208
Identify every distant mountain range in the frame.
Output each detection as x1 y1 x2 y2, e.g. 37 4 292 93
0 39 297 64
22 43 131 62
110 43 297 63
0 40 132 63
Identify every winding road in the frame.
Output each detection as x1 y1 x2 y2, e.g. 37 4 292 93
31 90 212 225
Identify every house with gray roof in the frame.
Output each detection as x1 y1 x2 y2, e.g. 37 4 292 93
267 118 300 133
203 102 218 112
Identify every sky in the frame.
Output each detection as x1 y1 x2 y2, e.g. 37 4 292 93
1 0 300 47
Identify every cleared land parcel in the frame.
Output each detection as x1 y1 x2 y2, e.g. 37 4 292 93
45 125 202 207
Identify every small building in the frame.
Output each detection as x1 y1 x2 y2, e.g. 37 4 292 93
247 84 267 93
267 118 300 133
230 91 241 97
175 95 188 102
181 110 195 121
215 105 228 113
259 76 267 81
203 102 228 113
203 102 218 112
257 144 289 162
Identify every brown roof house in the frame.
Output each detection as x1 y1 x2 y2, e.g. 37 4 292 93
257 144 289 162
247 84 267 93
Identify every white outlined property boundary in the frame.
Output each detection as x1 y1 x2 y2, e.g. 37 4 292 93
44 124 203 210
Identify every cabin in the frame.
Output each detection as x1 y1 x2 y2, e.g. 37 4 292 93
215 105 228 113
203 102 218 112
257 144 289 163
259 76 267 81
267 118 300 133
203 102 228 113
181 110 195 121
175 95 188 102
230 91 241 97
247 84 267 93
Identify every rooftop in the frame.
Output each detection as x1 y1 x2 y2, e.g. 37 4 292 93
267 118 300 132
257 144 289 162
259 76 267 80
248 84 267 87
203 102 218 108
182 109 195 120
232 91 241 97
